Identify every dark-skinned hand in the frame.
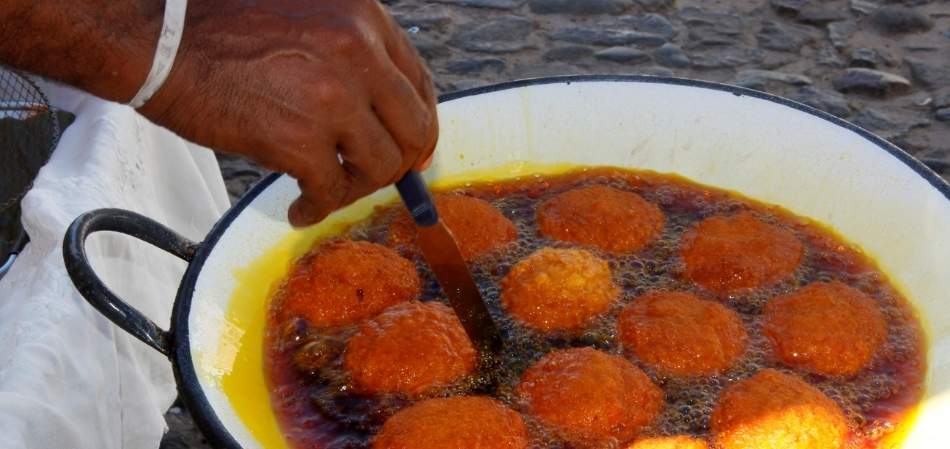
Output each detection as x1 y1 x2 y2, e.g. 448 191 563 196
0 0 439 226
143 0 438 226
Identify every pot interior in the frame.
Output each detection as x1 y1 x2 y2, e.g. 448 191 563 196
182 78 950 448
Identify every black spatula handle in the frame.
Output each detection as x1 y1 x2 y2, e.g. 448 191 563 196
395 171 439 227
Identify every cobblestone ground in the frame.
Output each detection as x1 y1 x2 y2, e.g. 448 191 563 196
162 1 949 447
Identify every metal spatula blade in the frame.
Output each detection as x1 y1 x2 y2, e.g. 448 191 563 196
394 171 503 354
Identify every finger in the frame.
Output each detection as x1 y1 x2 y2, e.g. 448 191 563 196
411 104 438 171
367 55 436 175
338 106 404 187
379 19 439 169
287 147 353 227
292 106 406 228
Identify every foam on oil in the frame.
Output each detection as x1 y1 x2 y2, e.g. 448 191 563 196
265 168 925 449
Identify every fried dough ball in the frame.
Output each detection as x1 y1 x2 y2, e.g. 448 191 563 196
279 240 420 327
711 369 847 449
388 194 518 260
763 281 886 376
681 212 803 294
344 301 477 397
518 348 663 444
373 396 530 449
501 248 619 331
627 436 709 449
618 291 747 376
537 185 665 253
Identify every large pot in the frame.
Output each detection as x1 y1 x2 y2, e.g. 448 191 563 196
63 76 950 449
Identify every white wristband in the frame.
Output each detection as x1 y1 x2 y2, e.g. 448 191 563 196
128 0 187 109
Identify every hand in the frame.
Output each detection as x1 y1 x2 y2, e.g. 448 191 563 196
140 0 438 226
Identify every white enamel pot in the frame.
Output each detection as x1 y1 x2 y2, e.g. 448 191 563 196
63 76 950 448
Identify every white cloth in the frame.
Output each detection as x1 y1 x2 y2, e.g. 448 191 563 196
0 82 230 449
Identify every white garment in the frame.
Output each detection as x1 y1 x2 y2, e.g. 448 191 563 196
0 82 229 449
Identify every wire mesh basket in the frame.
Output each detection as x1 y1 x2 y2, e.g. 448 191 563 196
0 67 63 278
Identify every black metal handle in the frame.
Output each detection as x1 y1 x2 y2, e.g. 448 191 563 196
395 170 439 227
63 208 198 357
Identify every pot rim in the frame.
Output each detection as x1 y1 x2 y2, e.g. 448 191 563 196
169 75 950 449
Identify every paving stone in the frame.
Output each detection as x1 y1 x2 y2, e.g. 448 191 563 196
543 46 594 62
529 0 631 15
510 61 584 78
933 89 950 109
678 7 744 48
913 148 950 173
877 49 900 67
433 0 525 10
392 8 453 31
691 47 764 69
634 66 675 77
770 0 809 15
595 46 652 63
922 157 950 174
870 6 933 34
445 58 507 75
891 129 936 155
760 51 799 69
828 21 858 49
451 16 534 53
160 405 209 449
217 155 269 204
816 43 846 67
790 86 853 117
758 20 816 52
909 91 934 108
849 48 881 68
617 13 676 38
906 58 950 88
411 33 451 59
797 6 849 25
833 68 911 96
849 0 880 15
653 43 690 68
853 107 930 140
445 79 487 92
733 69 813 90
633 0 674 11
920 156 949 173
937 108 950 122
549 27 667 47
902 43 941 53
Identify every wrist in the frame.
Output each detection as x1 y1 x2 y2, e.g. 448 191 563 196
101 1 165 103
88 32 160 103
136 5 207 123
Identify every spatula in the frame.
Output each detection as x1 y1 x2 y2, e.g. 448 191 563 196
395 170 503 355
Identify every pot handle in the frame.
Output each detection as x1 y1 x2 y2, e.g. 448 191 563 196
63 208 199 357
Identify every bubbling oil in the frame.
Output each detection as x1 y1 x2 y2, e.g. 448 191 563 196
264 168 925 449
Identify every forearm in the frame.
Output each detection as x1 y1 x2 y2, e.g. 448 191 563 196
0 0 161 102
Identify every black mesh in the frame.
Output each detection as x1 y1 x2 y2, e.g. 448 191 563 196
0 67 64 277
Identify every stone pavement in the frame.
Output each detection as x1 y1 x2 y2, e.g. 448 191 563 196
163 1 949 447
